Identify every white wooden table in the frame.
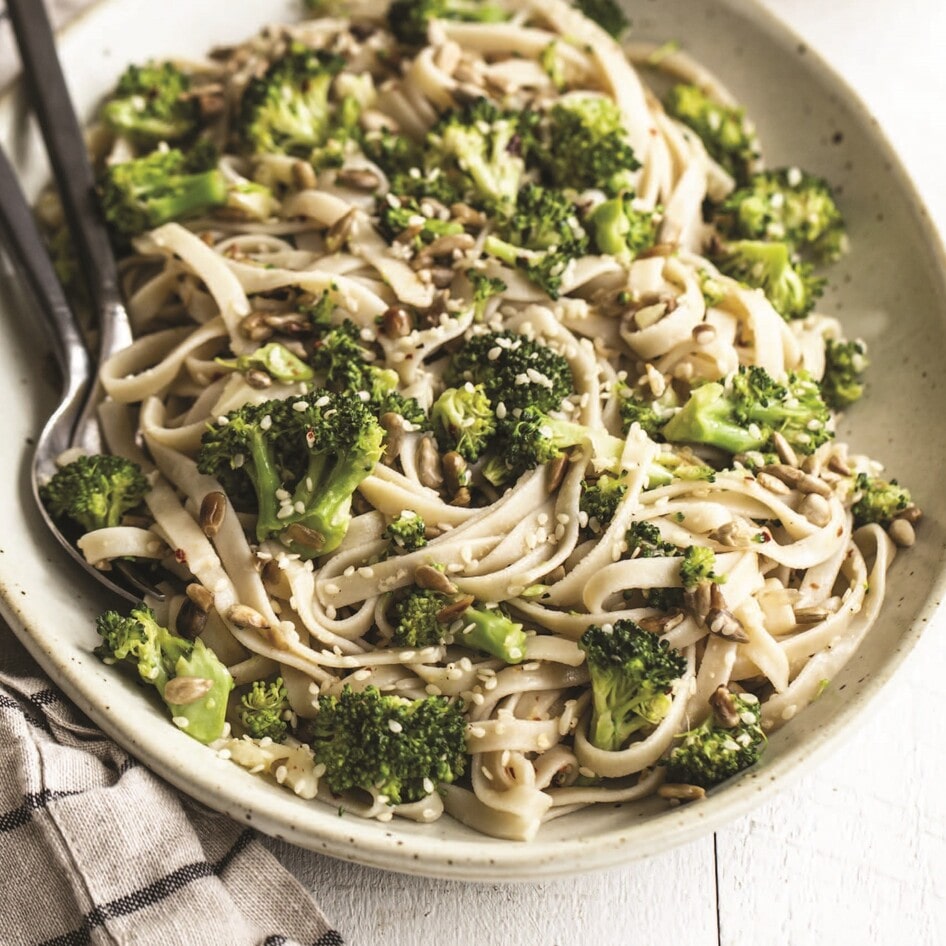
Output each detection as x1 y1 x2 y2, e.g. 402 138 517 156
260 3 946 943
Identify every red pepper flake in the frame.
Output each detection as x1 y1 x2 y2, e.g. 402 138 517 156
174 548 188 564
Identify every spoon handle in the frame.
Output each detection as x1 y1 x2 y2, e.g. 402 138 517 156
6 0 132 360
0 140 90 394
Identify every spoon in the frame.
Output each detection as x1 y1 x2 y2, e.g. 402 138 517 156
4 0 158 603
0 141 142 603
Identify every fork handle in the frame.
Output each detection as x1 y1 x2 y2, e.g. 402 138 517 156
6 0 132 358
0 141 91 389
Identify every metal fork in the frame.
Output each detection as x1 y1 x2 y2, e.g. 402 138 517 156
3 0 154 603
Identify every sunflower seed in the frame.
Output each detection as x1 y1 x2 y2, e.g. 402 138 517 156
199 491 227 537
163 676 214 705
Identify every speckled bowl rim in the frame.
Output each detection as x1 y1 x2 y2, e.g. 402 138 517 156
0 0 943 881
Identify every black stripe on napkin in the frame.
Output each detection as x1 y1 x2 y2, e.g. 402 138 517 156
0 789 82 833
35 828 344 946
0 691 53 733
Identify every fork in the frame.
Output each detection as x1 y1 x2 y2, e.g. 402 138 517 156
3 0 153 603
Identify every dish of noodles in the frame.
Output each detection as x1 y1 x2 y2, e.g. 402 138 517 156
2 0 943 874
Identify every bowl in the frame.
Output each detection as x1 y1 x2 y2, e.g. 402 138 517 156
0 0 943 880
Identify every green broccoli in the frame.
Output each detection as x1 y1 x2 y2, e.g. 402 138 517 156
384 510 428 553
479 405 626 486
626 521 678 558
664 84 760 185
95 604 232 744
215 342 315 384
580 474 627 530
445 329 574 414
387 0 509 47
665 689 765 788
426 98 540 212
616 385 664 438
99 144 228 239
679 544 722 589
239 677 290 741
376 193 466 247
307 686 467 804
41 454 150 533
572 0 629 38
661 365 832 457
588 193 659 262
714 167 847 262
466 269 507 320
539 96 640 196
431 384 498 461
389 587 528 663
310 319 427 426
484 184 589 298
101 61 199 145
238 45 350 157
851 473 912 527
821 338 868 410
714 239 825 321
196 392 384 556
578 619 688 752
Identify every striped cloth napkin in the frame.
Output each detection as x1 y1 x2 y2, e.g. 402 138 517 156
0 666 345 946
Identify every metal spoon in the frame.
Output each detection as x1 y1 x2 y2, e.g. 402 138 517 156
4 0 158 603
0 141 141 603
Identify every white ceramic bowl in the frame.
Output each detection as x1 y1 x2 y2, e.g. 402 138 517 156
0 0 943 880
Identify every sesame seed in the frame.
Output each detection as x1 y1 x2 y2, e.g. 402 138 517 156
388 719 403 733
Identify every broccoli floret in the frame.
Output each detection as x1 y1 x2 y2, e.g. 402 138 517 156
626 521 678 558
387 0 509 47
95 604 232 744
714 239 825 321
679 544 722 589
41 454 150 533
572 0 629 38
307 686 467 804
238 45 348 157
661 365 832 457
427 99 539 212
821 338 868 410
197 393 383 556
361 127 425 183
384 510 428 554
102 61 199 145
445 329 574 414
589 193 658 262
389 587 527 662
310 319 427 426
539 96 639 196
456 605 528 663
579 474 627 530
851 473 912 527
375 193 466 247
298 290 337 331
431 384 497 461
616 386 664 438
99 144 228 239
466 269 507 320
665 690 765 788
578 619 687 752
484 184 589 298
239 677 290 742
480 405 627 486
715 168 847 262
215 342 315 384
664 84 760 186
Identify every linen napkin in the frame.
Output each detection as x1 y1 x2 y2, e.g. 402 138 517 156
0 666 345 946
